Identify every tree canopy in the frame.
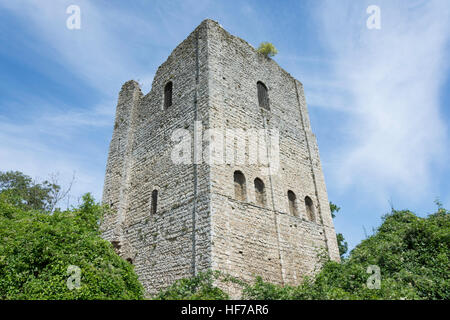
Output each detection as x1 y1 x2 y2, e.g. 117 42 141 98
0 171 70 212
0 171 144 300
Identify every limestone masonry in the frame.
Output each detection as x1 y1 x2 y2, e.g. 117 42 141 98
101 19 340 297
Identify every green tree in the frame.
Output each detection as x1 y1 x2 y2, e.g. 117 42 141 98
257 42 278 58
0 171 70 212
329 202 348 258
329 202 340 219
0 191 144 299
336 233 348 259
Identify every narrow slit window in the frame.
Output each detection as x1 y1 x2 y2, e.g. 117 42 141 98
164 81 173 109
254 178 266 207
151 189 158 215
288 190 298 216
305 196 315 222
234 171 247 201
257 81 269 110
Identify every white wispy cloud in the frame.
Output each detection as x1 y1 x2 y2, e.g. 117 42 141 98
42 102 115 129
1 0 448 219
0 0 163 204
0 95 115 203
0 0 158 95
0 123 105 206
0 0 214 204
313 0 449 203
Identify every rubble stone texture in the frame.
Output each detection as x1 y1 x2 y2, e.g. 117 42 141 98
101 19 340 297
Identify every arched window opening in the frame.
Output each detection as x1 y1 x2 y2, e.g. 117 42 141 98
254 178 266 207
287 190 298 216
111 240 121 253
257 81 269 110
151 189 158 215
164 81 173 109
234 171 247 201
305 196 315 221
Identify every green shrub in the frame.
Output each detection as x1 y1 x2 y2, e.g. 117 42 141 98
0 193 144 300
257 42 278 58
154 270 229 300
243 208 449 300
156 208 449 300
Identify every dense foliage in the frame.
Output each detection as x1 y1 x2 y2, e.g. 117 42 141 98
0 171 60 212
0 174 144 300
1 170 448 300
154 270 229 300
257 42 278 58
157 208 449 300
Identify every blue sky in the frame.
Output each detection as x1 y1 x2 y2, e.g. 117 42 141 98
0 0 449 251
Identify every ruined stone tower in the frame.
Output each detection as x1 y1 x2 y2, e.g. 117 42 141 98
102 19 340 296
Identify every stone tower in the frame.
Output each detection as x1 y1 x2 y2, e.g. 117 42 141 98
102 19 340 296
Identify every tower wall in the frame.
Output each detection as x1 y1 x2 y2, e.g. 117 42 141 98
101 19 339 297
102 80 142 243
205 21 339 291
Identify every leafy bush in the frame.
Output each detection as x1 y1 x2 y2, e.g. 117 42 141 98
0 192 144 299
243 208 449 300
156 208 449 300
154 270 229 300
257 42 278 58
